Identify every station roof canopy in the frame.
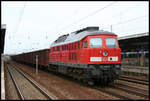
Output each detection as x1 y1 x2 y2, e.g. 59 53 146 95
118 32 149 40
1 24 6 54
118 32 149 52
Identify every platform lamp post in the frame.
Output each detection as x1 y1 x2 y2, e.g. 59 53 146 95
36 55 38 75
110 25 112 32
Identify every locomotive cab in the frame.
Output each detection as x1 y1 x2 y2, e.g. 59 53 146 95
80 34 122 83
87 34 121 64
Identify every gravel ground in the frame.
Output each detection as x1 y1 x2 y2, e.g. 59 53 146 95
12 61 119 100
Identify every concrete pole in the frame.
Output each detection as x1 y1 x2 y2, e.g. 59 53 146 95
111 25 112 32
142 51 145 66
36 55 38 75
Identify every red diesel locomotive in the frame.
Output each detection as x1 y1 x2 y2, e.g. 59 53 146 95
49 27 122 84
11 27 121 85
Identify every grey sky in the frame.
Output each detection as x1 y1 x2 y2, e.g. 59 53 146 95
2 1 149 54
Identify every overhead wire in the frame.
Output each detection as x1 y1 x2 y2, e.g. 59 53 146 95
12 2 27 53
46 4 84 38
56 2 138 32
48 2 140 42
57 1 118 34
117 25 147 33
13 2 26 35
58 2 146 34
115 15 147 26
112 3 141 18
63 4 139 33
99 3 148 31
46 2 117 48
101 14 148 30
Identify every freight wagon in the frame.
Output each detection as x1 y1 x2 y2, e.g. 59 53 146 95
12 49 49 67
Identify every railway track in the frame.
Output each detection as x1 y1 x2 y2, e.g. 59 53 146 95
119 75 149 85
6 63 54 100
94 83 148 100
80 75 149 100
8 61 149 100
103 75 149 100
110 83 149 98
94 87 134 100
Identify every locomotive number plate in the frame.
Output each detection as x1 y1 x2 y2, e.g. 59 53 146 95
102 57 108 61
90 57 102 61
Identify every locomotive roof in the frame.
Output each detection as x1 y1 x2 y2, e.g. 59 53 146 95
51 27 116 47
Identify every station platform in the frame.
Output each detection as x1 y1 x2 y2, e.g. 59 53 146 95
1 55 5 100
122 65 149 75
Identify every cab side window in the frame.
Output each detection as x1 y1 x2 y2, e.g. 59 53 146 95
78 42 80 49
82 41 87 48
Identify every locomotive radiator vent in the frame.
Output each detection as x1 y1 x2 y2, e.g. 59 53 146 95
75 26 99 34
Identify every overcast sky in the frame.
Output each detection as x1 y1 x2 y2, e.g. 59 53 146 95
2 1 149 54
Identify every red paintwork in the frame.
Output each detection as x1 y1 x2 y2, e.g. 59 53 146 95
49 34 121 65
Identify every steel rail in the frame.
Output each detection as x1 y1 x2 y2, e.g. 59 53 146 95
94 87 134 100
120 75 149 82
11 63 54 100
114 82 148 93
118 77 148 85
110 84 149 98
6 64 25 100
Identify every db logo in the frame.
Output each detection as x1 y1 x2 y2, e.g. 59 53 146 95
102 57 108 61
103 51 108 56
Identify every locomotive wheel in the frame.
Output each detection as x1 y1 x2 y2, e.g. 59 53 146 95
73 76 77 80
83 79 87 83
77 77 81 81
